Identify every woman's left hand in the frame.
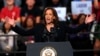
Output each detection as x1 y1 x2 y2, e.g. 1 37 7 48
85 14 95 24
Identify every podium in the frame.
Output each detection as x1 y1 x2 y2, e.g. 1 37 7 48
27 42 73 56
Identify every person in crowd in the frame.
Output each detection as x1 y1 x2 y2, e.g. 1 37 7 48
0 0 20 23
0 0 4 11
7 7 94 42
45 0 65 7
0 22 17 53
94 23 100 56
73 0 92 1
4 0 21 6
78 14 86 25
68 14 90 47
67 14 94 56
20 0 41 24
93 0 100 56
17 15 35 51
22 15 35 44
93 0 100 22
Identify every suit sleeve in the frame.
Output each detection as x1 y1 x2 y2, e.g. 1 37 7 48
12 25 35 36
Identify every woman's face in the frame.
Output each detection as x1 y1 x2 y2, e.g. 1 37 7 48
45 9 55 24
26 0 35 6
4 23 11 30
72 15 78 20
52 0 59 4
79 15 86 24
26 18 34 27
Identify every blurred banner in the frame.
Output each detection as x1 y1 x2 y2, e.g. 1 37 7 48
71 1 92 15
73 0 93 1
54 7 67 21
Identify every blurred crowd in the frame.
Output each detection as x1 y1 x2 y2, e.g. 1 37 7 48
0 0 100 56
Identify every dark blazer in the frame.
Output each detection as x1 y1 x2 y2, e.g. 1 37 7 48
12 22 87 42
12 22 67 42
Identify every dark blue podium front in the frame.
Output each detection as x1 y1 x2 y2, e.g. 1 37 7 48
27 42 73 56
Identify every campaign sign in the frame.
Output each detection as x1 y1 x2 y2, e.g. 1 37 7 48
54 7 67 21
71 1 92 14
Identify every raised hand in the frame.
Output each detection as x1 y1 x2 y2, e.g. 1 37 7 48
85 14 95 24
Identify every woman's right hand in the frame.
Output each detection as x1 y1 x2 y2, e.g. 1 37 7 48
7 18 16 27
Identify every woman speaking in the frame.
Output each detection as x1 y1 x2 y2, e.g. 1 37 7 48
7 7 94 42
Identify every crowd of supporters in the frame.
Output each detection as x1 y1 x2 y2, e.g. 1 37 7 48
0 0 100 56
